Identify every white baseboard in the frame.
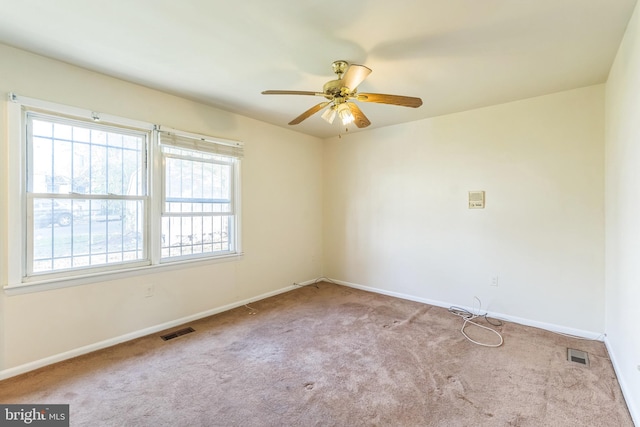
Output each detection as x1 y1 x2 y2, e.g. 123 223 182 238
0 283 298 381
604 337 639 426
0 277 605 381
330 278 604 341
293 278 325 287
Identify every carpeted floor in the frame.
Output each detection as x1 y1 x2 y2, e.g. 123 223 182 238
0 282 633 426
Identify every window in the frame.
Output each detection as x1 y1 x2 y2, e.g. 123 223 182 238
8 94 243 288
26 112 148 276
159 130 241 261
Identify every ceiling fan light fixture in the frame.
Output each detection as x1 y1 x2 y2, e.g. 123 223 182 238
262 60 422 129
337 103 355 125
321 105 337 124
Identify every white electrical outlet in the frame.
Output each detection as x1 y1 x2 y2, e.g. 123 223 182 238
145 284 154 298
491 276 499 287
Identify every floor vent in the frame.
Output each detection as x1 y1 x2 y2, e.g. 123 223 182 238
567 348 589 366
161 327 195 341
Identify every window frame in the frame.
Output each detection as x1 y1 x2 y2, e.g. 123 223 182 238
24 111 151 279
5 94 243 294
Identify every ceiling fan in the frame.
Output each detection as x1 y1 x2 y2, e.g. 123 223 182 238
262 60 423 128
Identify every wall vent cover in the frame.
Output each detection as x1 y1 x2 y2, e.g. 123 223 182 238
161 327 195 341
567 348 589 366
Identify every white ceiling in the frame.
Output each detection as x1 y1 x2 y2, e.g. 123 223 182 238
0 0 636 139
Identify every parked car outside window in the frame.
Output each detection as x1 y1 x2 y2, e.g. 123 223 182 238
33 199 85 227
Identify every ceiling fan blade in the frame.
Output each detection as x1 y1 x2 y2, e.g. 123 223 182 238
288 102 331 125
346 103 371 128
262 90 324 96
356 93 423 108
341 64 372 92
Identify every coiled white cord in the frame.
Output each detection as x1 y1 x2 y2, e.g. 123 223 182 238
449 297 504 348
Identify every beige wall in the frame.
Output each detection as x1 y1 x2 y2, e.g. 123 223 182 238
0 43 324 370
324 85 605 334
605 2 640 423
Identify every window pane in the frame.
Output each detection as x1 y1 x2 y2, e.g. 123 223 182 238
32 198 145 274
164 156 232 214
161 215 231 259
30 117 145 196
31 137 53 193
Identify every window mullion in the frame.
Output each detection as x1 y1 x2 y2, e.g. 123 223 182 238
149 130 162 264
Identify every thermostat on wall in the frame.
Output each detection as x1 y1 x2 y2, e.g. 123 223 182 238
468 191 485 209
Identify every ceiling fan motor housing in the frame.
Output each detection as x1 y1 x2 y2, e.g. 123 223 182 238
323 79 346 97
324 60 352 97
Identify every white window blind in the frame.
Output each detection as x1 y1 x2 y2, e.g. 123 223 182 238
159 129 243 159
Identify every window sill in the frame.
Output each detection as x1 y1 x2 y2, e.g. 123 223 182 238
3 252 244 296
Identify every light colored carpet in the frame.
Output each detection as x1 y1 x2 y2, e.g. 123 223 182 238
0 282 633 426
